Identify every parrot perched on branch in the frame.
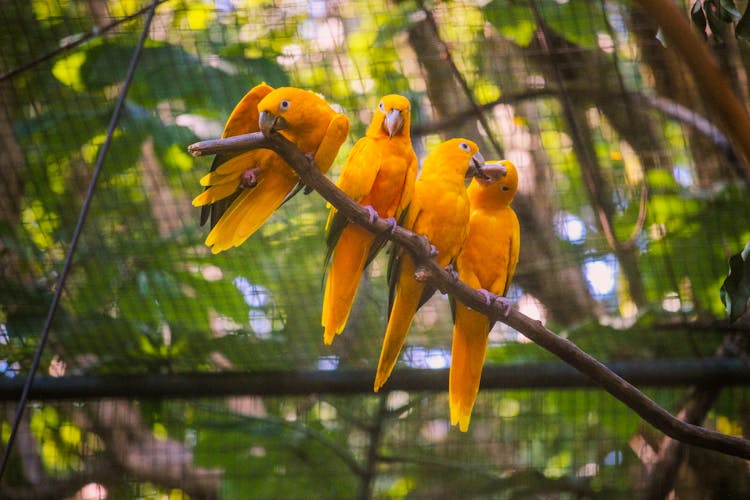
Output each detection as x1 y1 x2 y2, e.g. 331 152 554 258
192 84 350 253
450 159 520 432
373 138 485 392
321 94 418 345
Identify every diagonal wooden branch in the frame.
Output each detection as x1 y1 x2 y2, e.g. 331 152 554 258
188 132 750 460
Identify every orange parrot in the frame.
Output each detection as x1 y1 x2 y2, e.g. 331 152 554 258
321 95 418 345
450 160 520 431
192 84 350 253
373 138 485 392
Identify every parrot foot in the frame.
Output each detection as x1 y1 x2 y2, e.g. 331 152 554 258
444 263 459 282
303 184 314 195
469 289 511 317
467 288 495 311
495 296 513 317
476 289 512 317
477 288 496 305
382 216 397 233
303 152 318 171
363 205 379 225
417 235 438 258
240 167 261 188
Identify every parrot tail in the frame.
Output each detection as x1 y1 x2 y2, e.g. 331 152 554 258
449 304 490 432
374 261 422 392
205 171 297 253
322 225 376 344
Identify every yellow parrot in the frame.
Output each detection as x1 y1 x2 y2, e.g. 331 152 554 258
373 138 485 392
321 95 418 345
450 160 520 431
192 84 350 253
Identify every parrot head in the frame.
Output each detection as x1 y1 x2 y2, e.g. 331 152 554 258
471 159 518 204
369 94 411 139
257 87 334 139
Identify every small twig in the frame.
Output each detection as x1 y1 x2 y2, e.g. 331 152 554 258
187 132 264 157
187 132 750 460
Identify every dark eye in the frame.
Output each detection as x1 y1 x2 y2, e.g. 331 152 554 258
502 186 510 191
378 102 385 112
459 142 471 152
279 100 290 111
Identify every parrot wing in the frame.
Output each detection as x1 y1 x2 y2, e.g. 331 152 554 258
504 213 521 296
323 138 382 269
385 200 424 318
200 83 274 227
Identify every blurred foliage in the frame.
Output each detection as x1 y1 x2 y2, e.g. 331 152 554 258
721 240 750 323
2 0 750 497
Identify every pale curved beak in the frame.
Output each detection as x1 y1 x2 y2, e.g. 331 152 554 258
477 161 508 183
384 109 404 138
259 110 288 135
465 151 486 179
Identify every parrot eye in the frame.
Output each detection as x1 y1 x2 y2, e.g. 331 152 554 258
378 102 385 112
502 186 510 191
459 142 471 152
279 100 291 111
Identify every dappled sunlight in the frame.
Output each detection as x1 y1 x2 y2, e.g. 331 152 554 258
583 257 617 297
74 482 108 500
420 419 449 443
517 293 547 328
402 347 450 370
317 355 339 371
554 211 587 244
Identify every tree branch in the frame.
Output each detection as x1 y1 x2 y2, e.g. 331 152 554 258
187 132 750 460
631 0 750 187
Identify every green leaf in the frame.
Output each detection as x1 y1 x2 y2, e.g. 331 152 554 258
373 0 420 47
483 1 537 46
542 1 608 47
705 0 727 41
691 1 708 39
720 0 742 22
720 241 750 322
736 2 750 40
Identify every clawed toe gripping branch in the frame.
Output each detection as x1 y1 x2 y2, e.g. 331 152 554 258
188 130 750 461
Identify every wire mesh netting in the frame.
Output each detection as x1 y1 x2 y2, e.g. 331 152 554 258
2 0 750 497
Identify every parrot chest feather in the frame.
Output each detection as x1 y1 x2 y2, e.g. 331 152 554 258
363 138 416 218
459 206 517 293
412 179 470 266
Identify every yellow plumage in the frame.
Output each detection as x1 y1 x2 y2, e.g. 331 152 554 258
321 95 418 345
450 160 520 431
373 138 485 392
192 84 350 253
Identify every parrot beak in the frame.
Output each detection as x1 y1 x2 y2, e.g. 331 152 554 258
384 109 404 139
465 151 486 179
259 110 288 135
476 161 508 184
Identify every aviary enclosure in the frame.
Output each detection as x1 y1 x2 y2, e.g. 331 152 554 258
2 0 750 498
